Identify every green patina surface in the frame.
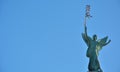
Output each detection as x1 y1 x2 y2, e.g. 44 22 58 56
82 25 111 72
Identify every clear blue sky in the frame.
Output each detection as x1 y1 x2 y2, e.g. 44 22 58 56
0 0 120 72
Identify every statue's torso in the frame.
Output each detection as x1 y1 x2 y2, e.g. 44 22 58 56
87 40 98 57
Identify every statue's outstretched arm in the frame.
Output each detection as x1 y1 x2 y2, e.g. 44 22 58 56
84 25 91 46
103 39 111 46
84 25 89 40
97 36 111 47
82 25 91 46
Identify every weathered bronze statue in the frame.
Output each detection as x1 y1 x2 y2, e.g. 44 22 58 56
82 5 111 72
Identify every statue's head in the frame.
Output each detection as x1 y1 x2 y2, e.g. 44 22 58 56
93 34 97 41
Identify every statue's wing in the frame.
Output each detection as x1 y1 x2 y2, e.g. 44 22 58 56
82 33 92 46
97 36 108 45
97 36 108 50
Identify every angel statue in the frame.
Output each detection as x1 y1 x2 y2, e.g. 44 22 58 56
82 5 111 72
82 25 111 72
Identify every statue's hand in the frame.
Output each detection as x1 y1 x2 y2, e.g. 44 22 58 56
107 39 111 44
